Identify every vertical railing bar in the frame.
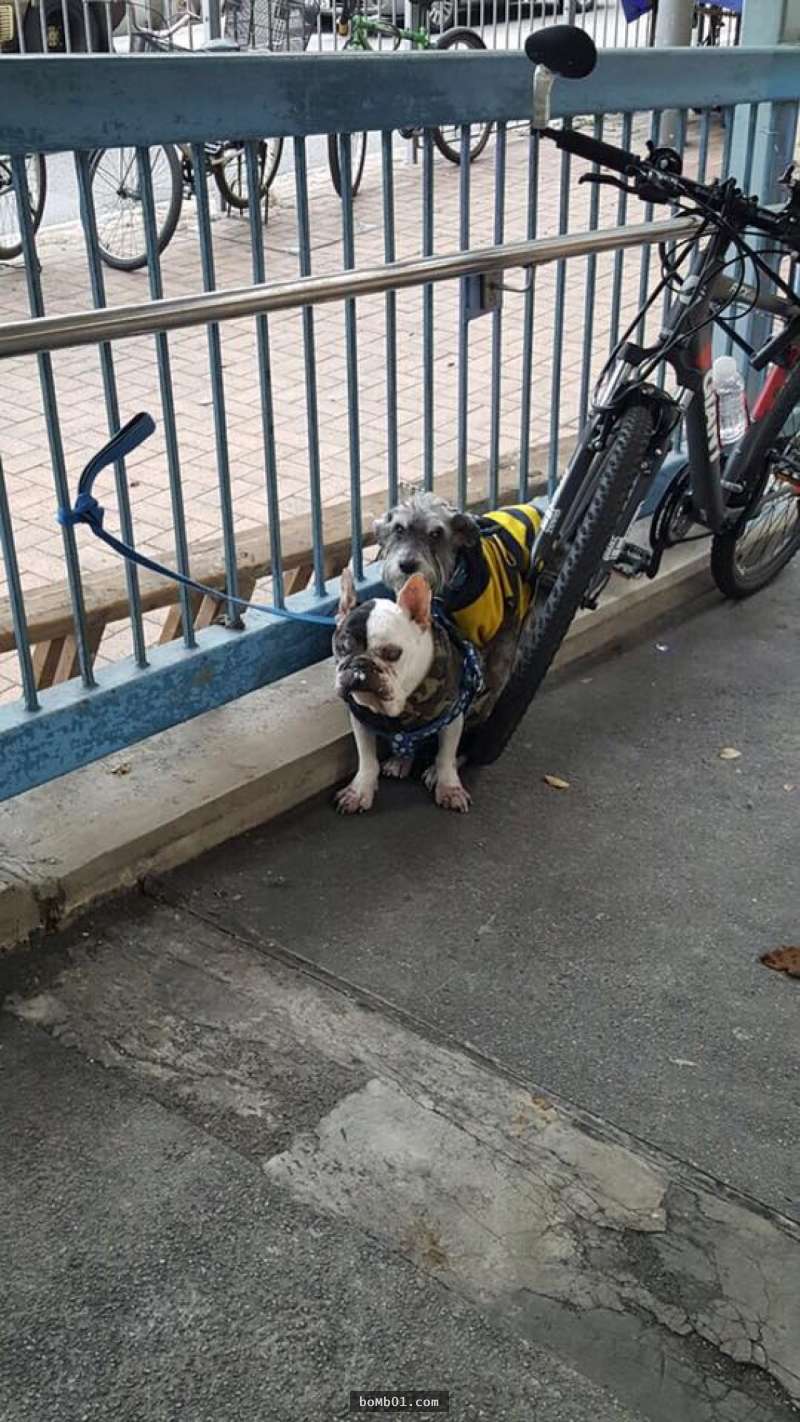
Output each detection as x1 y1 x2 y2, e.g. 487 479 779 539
656 109 690 388
381 130 399 509
675 107 688 164
720 104 758 361
338 132 364 580
518 127 539 501
293 136 326 597
578 114 603 430
742 101 759 193
135 145 196 646
698 105 712 185
190 140 242 626
10 155 97 689
74 149 147 669
13 0 25 50
38 0 47 48
635 109 660 346
422 127 435 494
548 124 572 494
609 111 633 353
456 123 471 510
0 460 40 713
244 139 285 604
488 120 506 507
61 0 72 49
81 0 93 48
721 105 735 181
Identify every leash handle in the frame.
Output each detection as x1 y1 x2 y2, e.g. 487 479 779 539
78 412 156 499
59 414 339 629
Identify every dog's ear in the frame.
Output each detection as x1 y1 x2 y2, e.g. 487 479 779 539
397 573 432 630
450 511 480 548
336 566 358 626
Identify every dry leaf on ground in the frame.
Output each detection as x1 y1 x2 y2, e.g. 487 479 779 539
543 774 570 791
109 762 132 776
760 947 800 979
718 747 742 761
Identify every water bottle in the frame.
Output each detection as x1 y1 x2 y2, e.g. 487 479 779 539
712 355 747 447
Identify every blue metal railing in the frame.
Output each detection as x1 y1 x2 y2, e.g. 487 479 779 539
0 42 798 801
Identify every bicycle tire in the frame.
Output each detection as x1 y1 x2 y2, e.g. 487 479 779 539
213 139 283 210
431 30 492 165
90 144 182 273
465 402 655 767
710 374 800 598
0 152 46 261
327 130 368 199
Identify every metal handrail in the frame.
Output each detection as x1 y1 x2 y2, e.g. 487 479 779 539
0 215 700 359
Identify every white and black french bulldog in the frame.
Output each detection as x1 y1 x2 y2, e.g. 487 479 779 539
333 568 474 815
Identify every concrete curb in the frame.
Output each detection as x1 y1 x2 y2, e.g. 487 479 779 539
0 543 715 953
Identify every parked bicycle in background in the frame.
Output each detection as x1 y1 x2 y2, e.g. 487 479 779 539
329 0 492 189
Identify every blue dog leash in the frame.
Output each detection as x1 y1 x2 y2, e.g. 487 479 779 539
59 416 484 748
57 412 338 628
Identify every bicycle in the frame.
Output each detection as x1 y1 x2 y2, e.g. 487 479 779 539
89 5 306 270
466 25 800 765
0 152 46 261
328 0 492 194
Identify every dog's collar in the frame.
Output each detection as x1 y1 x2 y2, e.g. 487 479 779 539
345 608 484 757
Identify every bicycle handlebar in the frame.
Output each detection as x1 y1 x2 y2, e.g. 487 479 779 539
542 125 638 176
540 124 799 250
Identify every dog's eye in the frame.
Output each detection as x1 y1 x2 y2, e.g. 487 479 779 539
381 645 402 663
430 527 443 542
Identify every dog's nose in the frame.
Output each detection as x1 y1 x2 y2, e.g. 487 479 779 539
399 558 418 575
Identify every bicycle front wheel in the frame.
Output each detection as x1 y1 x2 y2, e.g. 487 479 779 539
465 402 655 767
711 397 800 598
213 139 283 210
432 30 492 164
90 145 182 272
0 153 46 261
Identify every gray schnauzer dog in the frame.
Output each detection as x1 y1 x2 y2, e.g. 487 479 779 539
374 488 542 760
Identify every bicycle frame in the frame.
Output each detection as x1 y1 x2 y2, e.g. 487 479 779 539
539 222 800 572
345 12 432 47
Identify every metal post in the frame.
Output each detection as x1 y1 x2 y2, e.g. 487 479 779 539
731 0 800 201
654 0 693 148
729 0 800 389
202 0 221 43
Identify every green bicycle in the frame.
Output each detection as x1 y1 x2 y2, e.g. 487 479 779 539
327 0 492 194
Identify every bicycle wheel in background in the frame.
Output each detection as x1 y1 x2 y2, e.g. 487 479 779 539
431 29 492 164
711 374 800 597
0 153 46 261
213 139 284 210
465 403 655 767
89 145 182 272
327 130 368 199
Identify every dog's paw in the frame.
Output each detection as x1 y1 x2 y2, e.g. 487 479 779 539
435 781 471 814
335 780 377 815
382 755 414 780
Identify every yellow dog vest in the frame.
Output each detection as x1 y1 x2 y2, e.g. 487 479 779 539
445 503 542 649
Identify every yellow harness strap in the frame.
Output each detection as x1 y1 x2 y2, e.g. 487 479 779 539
449 502 541 649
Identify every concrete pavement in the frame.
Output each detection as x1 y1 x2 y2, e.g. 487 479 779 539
2 564 799 1421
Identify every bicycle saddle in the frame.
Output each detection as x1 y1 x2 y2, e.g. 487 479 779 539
524 25 597 79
